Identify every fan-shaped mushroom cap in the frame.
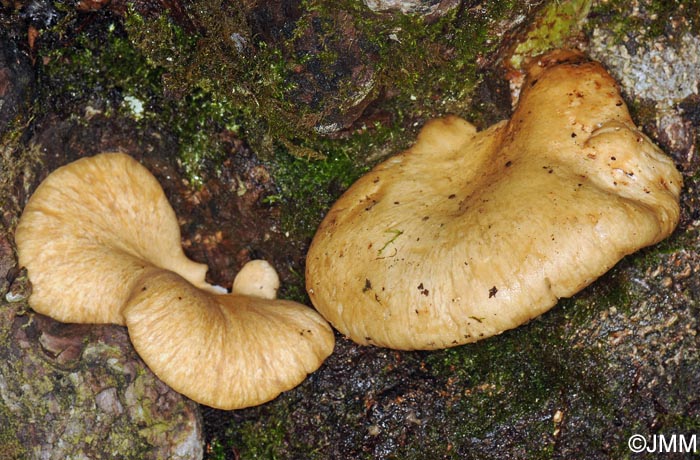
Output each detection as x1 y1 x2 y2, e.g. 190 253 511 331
306 51 682 350
15 152 214 324
15 152 335 408
124 268 334 410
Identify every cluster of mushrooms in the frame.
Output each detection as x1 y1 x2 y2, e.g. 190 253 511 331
15 51 682 410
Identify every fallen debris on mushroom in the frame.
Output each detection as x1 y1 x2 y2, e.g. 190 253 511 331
305 50 683 351
15 152 335 409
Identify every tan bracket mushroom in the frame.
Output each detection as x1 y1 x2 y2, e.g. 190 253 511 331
305 50 682 351
15 152 334 409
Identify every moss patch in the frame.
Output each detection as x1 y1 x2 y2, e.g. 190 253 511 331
36 0 537 240
117 0 536 222
425 304 609 437
507 0 592 70
0 403 26 460
264 141 369 243
38 17 230 186
587 0 700 42
207 403 291 460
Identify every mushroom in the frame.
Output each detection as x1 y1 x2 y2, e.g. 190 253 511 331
232 258 280 299
124 267 333 409
305 50 682 351
15 152 334 409
15 152 217 324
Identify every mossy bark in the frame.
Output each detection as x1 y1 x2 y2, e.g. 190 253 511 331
0 149 203 458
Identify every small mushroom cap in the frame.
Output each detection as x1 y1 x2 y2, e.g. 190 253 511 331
123 268 335 410
232 259 280 299
306 51 682 350
15 152 213 324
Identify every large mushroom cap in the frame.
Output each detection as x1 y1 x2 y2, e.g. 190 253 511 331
15 152 335 409
124 268 335 410
306 51 682 350
15 152 213 324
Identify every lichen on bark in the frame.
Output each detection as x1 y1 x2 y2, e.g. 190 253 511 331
0 263 204 459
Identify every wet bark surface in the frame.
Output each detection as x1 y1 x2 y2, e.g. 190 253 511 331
0 300 204 459
0 231 202 459
1 1 699 459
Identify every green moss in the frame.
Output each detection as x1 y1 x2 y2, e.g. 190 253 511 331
508 0 592 70
434 328 600 405
421 288 612 456
258 0 532 239
587 0 700 42
350 0 523 120
225 404 291 460
121 9 194 72
169 91 242 185
0 403 26 460
39 22 163 115
561 266 635 321
36 0 537 234
264 141 370 242
119 0 530 184
37 14 231 185
123 1 306 160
